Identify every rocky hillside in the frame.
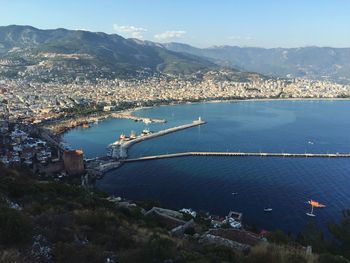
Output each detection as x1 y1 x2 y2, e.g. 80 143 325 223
0 25 217 81
1 165 350 262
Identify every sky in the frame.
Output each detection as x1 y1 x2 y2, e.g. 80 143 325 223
1 0 350 48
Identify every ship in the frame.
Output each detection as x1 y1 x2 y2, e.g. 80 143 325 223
141 128 151 136
130 131 137 139
143 118 152 124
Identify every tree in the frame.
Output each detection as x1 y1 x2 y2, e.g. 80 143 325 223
329 209 350 259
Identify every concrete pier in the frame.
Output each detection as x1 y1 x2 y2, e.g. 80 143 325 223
110 112 166 123
124 151 350 162
108 118 206 158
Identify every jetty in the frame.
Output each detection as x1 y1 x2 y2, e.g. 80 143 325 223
108 118 206 158
110 112 166 123
124 151 350 162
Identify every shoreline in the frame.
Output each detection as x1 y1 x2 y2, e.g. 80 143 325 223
43 97 350 138
128 97 350 117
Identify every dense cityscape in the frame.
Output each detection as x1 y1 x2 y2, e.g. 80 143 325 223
1 72 350 123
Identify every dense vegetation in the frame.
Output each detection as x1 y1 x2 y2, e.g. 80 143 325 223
0 164 349 262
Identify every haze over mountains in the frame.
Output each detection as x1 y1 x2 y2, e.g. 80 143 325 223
1 25 350 83
163 43 350 84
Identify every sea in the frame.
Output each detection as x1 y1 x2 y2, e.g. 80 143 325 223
63 100 350 233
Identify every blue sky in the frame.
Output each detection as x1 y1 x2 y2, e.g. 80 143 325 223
1 0 349 48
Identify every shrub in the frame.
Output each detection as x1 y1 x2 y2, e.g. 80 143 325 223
0 207 32 246
54 242 105 263
268 230 293 245
141 234 175 262
318 253 350 263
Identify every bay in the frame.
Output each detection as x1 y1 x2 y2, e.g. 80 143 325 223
63 100 350 233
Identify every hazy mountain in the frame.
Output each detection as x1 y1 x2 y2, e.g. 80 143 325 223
0 25 218 80
163 43 350 83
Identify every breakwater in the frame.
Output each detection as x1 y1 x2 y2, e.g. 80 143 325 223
108 118 206 158
124 151 350 162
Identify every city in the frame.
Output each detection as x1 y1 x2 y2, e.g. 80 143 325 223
1 72 350 123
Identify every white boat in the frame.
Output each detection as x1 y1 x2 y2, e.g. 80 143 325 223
141 128 151 136
264 208 273 212
130 131 137 139
306 204 316 217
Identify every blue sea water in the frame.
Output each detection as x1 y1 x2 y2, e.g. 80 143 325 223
63 100 350 233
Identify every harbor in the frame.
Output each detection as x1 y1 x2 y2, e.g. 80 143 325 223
88 114 350 174
65 101 350 234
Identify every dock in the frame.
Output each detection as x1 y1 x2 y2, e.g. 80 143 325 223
110 112 166 123
124 151 350 162
108 118 206 158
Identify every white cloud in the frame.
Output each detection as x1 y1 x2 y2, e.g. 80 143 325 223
154 30 187 41
113 24 147 39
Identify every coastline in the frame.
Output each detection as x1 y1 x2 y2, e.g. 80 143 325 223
43 96 350 138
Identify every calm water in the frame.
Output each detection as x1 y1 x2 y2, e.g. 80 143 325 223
64 100 350 233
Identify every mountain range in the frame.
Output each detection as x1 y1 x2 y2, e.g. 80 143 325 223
1 25 350 83
0 25 218 81
163 43 350 83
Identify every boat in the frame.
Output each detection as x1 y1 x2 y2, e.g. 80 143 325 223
130 131 137 139
264 208 273 212
306 199 325 217
143 118 152 124
307 200 326 208
232 192 238 196
141 128 151 136
306 205 316 217
82 123 90 129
